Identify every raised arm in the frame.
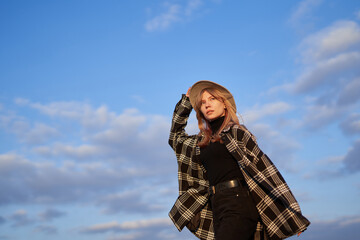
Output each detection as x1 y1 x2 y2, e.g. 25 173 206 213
168 91 193 151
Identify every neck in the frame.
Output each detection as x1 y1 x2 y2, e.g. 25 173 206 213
209 116 225 134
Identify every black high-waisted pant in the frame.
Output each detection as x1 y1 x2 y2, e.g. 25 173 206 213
210 184 260 240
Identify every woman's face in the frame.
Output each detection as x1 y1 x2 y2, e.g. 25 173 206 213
200 91 226 121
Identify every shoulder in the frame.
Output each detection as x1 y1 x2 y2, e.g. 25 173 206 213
226 124 245 134
227 124 257 142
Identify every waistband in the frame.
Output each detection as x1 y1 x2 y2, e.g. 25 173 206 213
209 178 247 195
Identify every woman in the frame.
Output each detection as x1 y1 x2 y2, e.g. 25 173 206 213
168 80 310 240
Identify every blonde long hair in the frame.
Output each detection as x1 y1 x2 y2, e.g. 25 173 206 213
194 88 245 147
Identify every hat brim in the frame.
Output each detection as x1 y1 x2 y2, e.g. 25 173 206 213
189 80 236 112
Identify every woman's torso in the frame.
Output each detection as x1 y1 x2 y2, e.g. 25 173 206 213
200 117 244 186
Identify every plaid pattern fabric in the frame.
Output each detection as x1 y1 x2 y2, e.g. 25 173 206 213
222 126 310 239
168 95 310 240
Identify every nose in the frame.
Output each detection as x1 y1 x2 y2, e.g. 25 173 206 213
204 101 211 108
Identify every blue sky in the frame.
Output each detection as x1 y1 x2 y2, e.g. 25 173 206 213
1 0 359 239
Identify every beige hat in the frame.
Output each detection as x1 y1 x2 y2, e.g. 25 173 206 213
189 80 236 112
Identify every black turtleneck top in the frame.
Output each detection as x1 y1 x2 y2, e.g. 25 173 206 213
200 116 243 186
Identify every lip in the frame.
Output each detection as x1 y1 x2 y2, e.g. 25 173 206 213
206 110 213 115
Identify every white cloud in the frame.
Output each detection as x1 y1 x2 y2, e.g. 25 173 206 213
185 0 203 16
339 215 360 226
82 221 119 233
299 215 360 240
0 109 18 129
0 153 135 205
302 102 346 129
243 101 293 123
289 0 323 26
343 139 360 173
21 122 60 145
119 218 172 230
33 143 104 160
97 191 165 215
8 98 173 164
14 98 30 105
91 108 147 144
131 95 146 104
145 3 181 32
356 10 360 20
291 20 360 94
9 209 35 227
106 229 193 240
276 19 360 132
107 232 144 240
337 77 360 105
340 113 360 135
81 218 171 233
34 225 58 235
38 208 66 222
317 155 344 165
292 51 360 93
144 0 206 32
0 97 177 223
300 21 360 62
249 123 280 139
305 138 360 179
15 98 113 131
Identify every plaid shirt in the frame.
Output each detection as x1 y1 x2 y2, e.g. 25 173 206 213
168 95 310 240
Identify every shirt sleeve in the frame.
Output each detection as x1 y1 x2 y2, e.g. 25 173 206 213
168 94 194 152
168 95 212 234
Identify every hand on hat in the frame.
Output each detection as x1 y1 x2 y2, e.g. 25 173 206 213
186 87 191 97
